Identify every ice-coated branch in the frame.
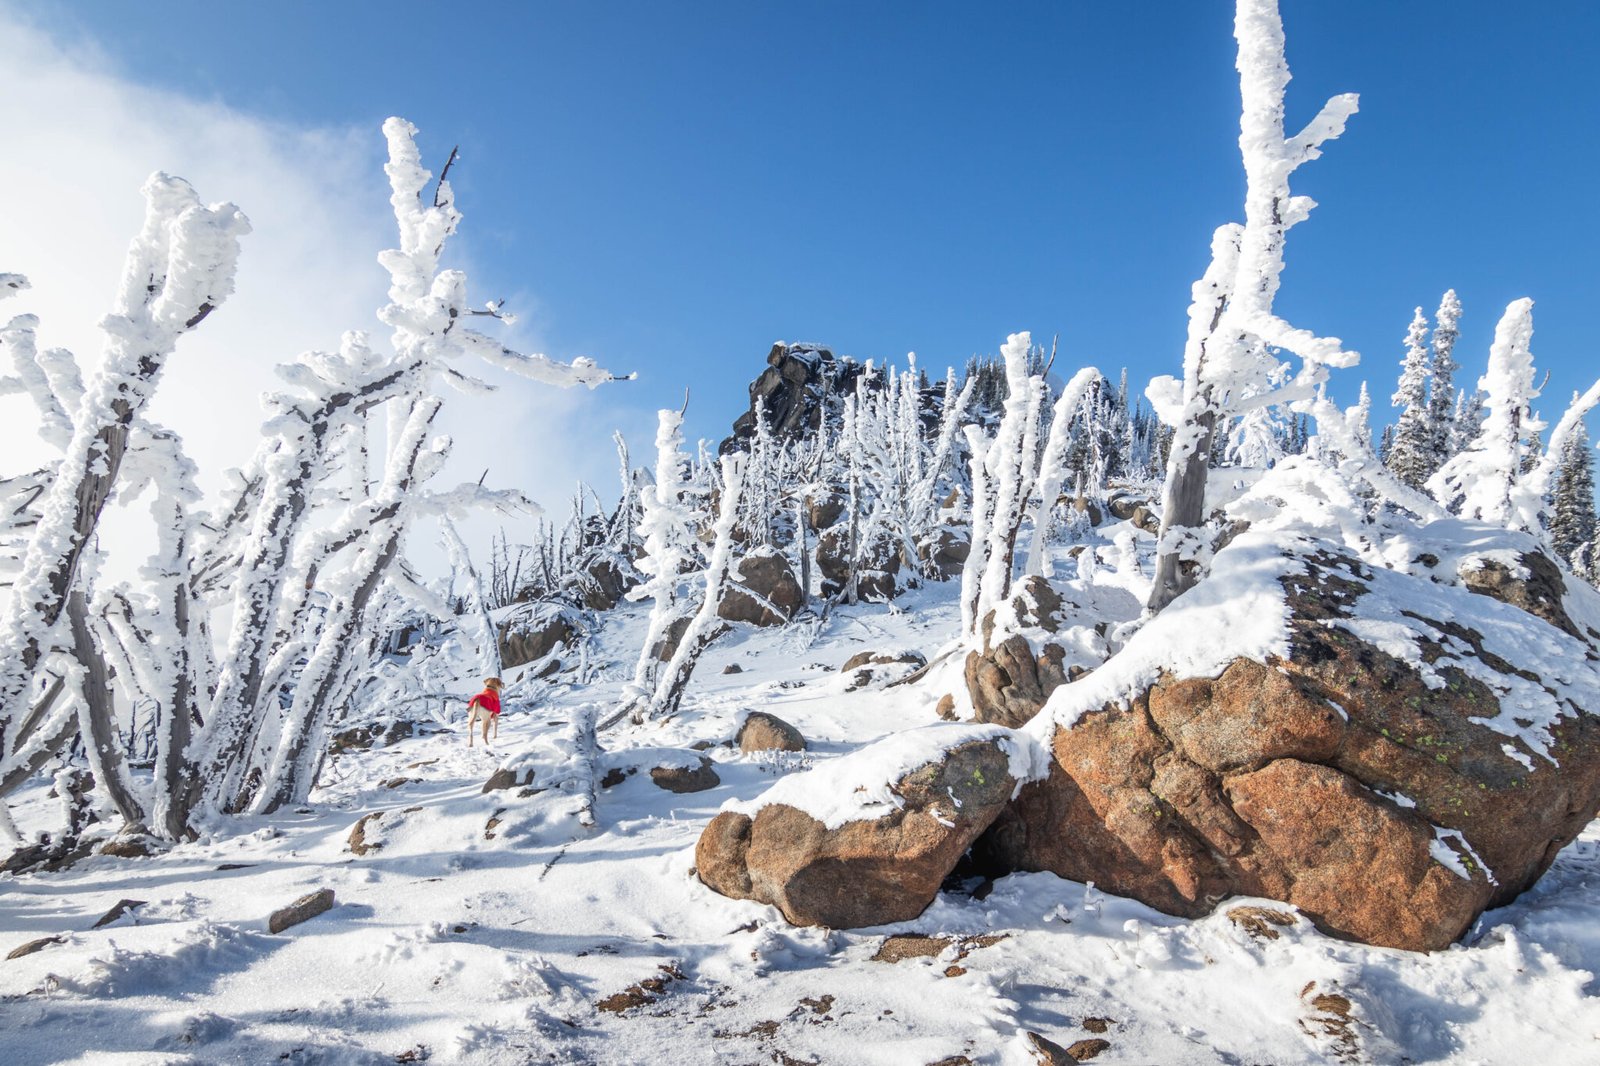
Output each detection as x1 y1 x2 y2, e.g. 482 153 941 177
1148 0 1358 613
638 452 746 723
0 174 248 748
1023 366 1103 578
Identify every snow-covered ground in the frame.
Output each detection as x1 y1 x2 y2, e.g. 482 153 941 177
3 571 1599 1065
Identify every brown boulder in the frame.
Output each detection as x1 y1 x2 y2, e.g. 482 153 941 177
807 488 847 532
651 757 721 794
718 547 804 626
696 733 1023 927
841 650 927 673
498 602 580 670
737 712 806 753
482 765 536 793
268 888 335 934
1105 492 1147 522
965 576 1073 728
977 545 1600 951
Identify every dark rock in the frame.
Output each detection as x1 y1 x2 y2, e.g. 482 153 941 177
719 547 804 626
650 757 721 794
737 712 806 753
330 719 418 755
1106 492 1148 522
600 767 632 789
99 834 159 859
918 527 971 580
1129 505 1161 535
695 733 1020 928
1023 1031 1074 1065
722 663 744 675
807 487 847 532
841 650 927 673
964 577 1079 728
935 694 958 721
1065 1038 1111 1062
724 343 871 453
650 615 694 663
268 888 335 934
578 551 639 612
817 527 901 601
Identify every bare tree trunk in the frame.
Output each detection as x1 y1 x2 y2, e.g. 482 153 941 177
66 591 147 829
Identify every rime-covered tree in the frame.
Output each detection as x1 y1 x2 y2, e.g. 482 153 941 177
1146 0 1365 612
1428 300 1540 524
1426 289 1462 472
1386 308 1435 489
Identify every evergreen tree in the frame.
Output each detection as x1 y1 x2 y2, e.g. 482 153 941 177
1550 418 1597 564
1386 307 1434 488
1426 289 1462 473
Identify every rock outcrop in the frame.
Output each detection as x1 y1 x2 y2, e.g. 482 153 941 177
724 343 869 452
976 542 1600 952
696 730 1026 927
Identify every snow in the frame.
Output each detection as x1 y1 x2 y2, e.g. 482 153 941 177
3 553 1600 1064
724 722 1048 829
1030 529 1298 735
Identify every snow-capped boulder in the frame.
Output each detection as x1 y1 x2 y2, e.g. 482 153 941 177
718 546 803 626
650 755 720 794
840 649 927 691
1105 490 1148 522
695 725 1045 928
977 533 1600 952
497 601 581 670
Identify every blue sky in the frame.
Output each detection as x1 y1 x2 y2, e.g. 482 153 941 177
13 0 1600 464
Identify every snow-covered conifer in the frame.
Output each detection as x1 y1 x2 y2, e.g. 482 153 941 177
1550 419 1598 566
1428 299 1540 524
1386 308 1435 489
1427 289 1462 470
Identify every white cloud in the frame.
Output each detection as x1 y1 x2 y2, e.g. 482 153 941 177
0 6 640 579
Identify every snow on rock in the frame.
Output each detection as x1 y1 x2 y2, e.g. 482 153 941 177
696 724 1047 928
722 723 1046 829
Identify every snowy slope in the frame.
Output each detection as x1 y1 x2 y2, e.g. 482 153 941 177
3 572 1600 1065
